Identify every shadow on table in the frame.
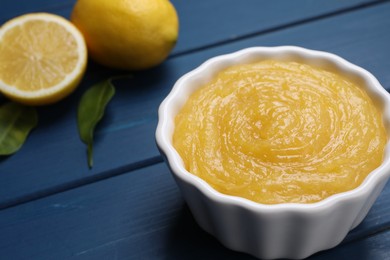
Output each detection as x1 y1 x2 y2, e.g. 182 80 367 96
310 240 370 260
164 204 255 260
165 204 371 260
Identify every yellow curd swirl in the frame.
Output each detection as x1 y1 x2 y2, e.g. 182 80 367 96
173 60 387 204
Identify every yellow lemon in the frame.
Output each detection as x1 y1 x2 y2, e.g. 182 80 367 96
0 13 87 105
71 0 179 70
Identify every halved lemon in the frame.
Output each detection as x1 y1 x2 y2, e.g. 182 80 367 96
0 13 87 105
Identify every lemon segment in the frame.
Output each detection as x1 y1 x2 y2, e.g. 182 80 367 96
0 13 87 105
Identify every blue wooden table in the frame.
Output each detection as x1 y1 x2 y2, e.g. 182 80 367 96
1 0 390 259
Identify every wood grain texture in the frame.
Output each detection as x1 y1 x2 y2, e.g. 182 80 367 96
0 0 382 54
171 0 382 55
0 163 388 259
1 1 390 259
1 1 390 208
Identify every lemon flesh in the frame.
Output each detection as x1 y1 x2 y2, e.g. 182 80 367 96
0 13 87 105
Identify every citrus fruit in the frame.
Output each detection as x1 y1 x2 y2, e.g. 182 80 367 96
71 0 179 70
0 13 87 106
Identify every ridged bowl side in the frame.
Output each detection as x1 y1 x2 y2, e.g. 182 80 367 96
156 46 390 259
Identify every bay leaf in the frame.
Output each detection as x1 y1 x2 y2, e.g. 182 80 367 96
77 79 115 168
0 102 38 155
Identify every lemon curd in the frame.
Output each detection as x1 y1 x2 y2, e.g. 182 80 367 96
173 60 387 204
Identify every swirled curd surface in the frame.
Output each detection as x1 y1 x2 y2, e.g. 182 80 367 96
173 60 387 204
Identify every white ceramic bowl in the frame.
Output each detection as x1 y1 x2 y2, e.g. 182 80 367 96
156 46 390 259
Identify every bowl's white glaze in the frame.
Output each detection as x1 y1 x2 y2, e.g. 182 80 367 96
156 46 390 259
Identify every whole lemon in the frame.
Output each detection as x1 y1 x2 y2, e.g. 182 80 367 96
71 0 178 70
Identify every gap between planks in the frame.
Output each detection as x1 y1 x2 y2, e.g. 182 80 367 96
0 0 387 56
169 0 389 59
0 156 164 211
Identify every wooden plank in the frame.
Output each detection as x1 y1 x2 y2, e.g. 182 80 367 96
0 163 388 259
171 0 381 55
0 0 74 24
0 0 381 54
1 2 390 208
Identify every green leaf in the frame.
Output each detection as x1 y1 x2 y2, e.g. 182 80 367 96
0 102 38 155
77 79 115 168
